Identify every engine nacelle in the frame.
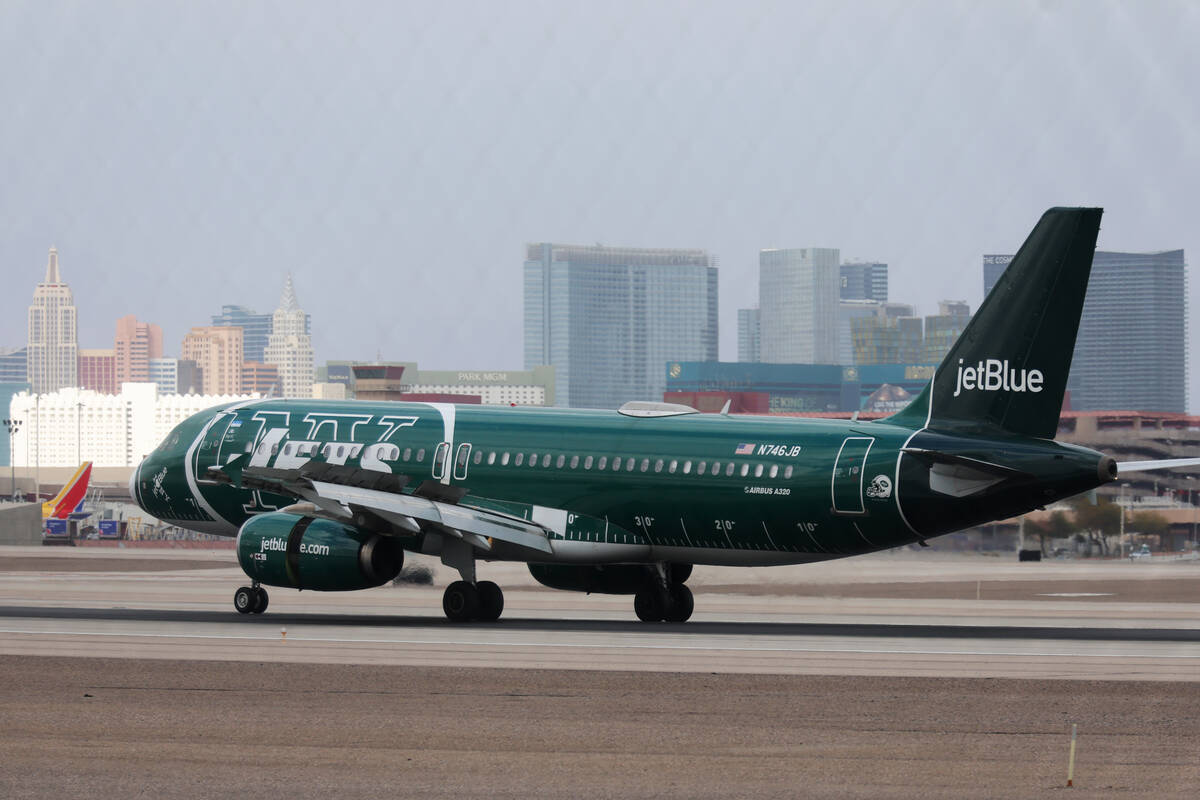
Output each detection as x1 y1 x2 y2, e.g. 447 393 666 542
528 563 657 594
237 512 403 591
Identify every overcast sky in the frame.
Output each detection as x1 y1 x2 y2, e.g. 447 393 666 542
2 1 1198 406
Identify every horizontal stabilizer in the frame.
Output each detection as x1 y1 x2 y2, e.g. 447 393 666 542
1117 457 1200 474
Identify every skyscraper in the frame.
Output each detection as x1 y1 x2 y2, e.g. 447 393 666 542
181 326 243 395
212 305 277 363
264 274 315 399
27 247 78 393
840 262 888 302
758 247 840 364
737 308 760 363
986 250 1186 411
524 243 718 409
114 315 163 384
78 349 116 394
982 255 1012 298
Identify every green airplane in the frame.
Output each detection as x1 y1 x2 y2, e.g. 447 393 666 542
130 207 1198 622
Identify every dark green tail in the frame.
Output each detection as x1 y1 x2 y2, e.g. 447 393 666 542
891 207 1103 439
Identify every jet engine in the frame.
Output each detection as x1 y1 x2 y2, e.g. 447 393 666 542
236 512 403 591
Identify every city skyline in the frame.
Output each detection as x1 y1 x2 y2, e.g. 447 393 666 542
1 3 1197 405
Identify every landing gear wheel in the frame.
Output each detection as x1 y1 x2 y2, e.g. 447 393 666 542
252 587 269 615
634 588 664 622
443 580 480 622
476 581 504 622
663 584 694 622
234 586 255 615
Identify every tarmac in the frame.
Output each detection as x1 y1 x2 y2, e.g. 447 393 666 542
1 546 1198 797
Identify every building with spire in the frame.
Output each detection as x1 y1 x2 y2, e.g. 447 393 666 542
264 274 314 398
27 247 78 394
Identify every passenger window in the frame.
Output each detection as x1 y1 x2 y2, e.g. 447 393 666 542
271 443 279 455
711 461 721 476
612 457 621 471
598 456 607 470
697 461 706 475
403 447 412 461
515 453 524 466
770 464 779 478
336 445 344 458
725 463 735 476
654 459 663 473
669 460 677 473
625 457 635 471
740 463 749 477
584 456 593 469
487 451 496 465
784 465 793 479
683 460 692 474
284 443 294 455
416 448 425 462
754 464 764 477
570 455 579 469
542 454 551 467
639 458 649 472
556 454 565 468
502 452 510 465
473 450 483 465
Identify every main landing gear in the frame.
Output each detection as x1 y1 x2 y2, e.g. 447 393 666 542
234 584 269 615
442 580 504 622
634 563 694 623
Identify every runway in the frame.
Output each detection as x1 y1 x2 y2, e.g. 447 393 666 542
3 547 1200 798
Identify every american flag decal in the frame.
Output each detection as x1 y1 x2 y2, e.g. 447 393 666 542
735 443 755 455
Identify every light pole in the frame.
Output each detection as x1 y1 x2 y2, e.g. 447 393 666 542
2 418 20 500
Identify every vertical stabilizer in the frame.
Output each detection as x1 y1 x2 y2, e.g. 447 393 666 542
890 208 1102 439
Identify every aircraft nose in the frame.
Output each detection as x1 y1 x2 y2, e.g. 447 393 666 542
129 458 143 509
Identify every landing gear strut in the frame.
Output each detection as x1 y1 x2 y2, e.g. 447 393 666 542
634 563 694 622
234 584 269 615
442 580 504 622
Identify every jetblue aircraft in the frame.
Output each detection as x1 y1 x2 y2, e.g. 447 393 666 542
130 208 1198 622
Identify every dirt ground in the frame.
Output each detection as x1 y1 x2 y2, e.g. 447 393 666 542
1 656 1197 799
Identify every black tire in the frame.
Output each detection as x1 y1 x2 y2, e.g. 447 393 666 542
669 563 693 584
234 586 255 615
663 584 694 622
476 581 504 622
442 580 479 622
634 588 663 622
252 587 269 614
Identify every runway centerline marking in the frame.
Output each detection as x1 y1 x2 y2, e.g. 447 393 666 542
1 628 1199 659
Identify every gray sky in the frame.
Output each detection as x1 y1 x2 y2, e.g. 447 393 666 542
3 1 1198 407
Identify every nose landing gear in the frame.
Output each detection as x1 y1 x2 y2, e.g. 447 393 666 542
234 584 269 615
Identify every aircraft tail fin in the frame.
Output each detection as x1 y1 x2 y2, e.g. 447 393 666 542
890 208 1102 439
43 461 92 520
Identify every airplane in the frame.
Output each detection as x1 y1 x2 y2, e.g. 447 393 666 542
130 208 1200 622
43 461 93 520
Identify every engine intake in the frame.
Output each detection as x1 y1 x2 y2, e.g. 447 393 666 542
237 512 403 591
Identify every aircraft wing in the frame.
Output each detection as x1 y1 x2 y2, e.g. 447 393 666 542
206 458 553 555
1116 457 1200 474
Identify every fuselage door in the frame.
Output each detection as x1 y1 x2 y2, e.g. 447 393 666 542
453 443 472 481
432 442 451 481
831 436 874 515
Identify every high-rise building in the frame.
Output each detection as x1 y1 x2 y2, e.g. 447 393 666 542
759 247 840 364
241 361 279 396
263 274 315 399
181 326 243 395
148 358 179 394
524 243 718 409
922 301 971 364
982 255 1012 298
986 250 1186 411
737 308 760 363
840 262 888 302
27 247 78 393
0 347 27 383
78 349 116 394
211 305 280 363
851 310 924 366
838 300 883 365
114 315 163 384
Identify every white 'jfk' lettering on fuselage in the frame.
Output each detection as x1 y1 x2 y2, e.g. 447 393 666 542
952 358 1044 398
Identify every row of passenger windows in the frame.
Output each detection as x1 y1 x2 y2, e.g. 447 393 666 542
266 439 793 480
468 448 793 479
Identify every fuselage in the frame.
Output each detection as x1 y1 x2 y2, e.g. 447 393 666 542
132 398 1112 567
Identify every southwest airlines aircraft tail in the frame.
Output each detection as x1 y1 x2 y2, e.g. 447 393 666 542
43 461 92 520
130 208 1200 623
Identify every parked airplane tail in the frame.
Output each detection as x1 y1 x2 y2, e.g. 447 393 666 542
890 208 1103 439
43 461 93 520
